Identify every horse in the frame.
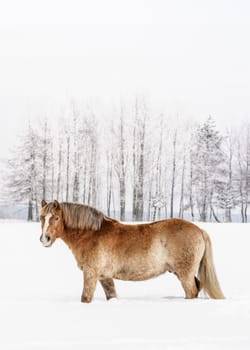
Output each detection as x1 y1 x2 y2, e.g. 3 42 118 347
39 200 225 303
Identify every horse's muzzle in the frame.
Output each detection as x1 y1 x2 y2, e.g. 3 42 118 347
40 234 52 247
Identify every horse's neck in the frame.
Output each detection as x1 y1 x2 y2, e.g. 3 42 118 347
60 218 116 249
60 227 87 249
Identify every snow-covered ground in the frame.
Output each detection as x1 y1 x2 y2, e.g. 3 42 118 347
0 221 250 349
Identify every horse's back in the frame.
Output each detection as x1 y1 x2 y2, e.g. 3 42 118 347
158 218 204 240
112 218 205 250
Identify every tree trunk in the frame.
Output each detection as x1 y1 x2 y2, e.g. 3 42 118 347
226 134 233 222
211 205 220 223
147 180 153 221
120 179 126 221
27 199 33 221
51 144 54 200
42 120 49 200
152 206 157 221
132 102 138 220
238 145 245 222
72 115 80 203
82 164 87 204
56 143 62 200
200 170 208 222
106 151 112 217
119 113 126 221
244 127 250 222
178 154 186 219
189 154 195 221
170 130 177 218
137 135 144 220
91 146 97 206
131 99 146 220
66 136 70 202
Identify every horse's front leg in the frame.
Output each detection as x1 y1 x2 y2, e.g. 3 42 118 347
100 278 117 300
81 270 97 303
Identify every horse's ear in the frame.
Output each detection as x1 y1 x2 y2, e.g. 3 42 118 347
41 200 47 208
53 200 61 209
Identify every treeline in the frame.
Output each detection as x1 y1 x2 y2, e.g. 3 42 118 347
3 99 250 222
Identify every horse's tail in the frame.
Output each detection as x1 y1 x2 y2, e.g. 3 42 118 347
198 230 225 299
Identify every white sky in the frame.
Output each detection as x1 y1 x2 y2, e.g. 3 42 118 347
0 0 250 158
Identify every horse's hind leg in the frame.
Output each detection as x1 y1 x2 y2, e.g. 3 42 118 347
100 278 117 300
179 274 199 299
195 276 201 292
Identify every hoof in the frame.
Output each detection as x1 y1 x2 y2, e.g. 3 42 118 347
81 295 92 303
107 297 118 302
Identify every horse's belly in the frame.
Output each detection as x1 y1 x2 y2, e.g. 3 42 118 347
114 268 170 281
113 253 173 281
114 264 171 281
111 239 174 281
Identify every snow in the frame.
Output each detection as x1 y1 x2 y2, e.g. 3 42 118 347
0 221 250 349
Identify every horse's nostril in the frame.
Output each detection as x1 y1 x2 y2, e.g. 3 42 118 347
45 235 51 242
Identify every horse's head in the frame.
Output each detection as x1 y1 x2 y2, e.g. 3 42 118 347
39 200 64 247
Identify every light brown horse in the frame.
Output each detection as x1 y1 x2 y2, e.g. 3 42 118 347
39 200 225 302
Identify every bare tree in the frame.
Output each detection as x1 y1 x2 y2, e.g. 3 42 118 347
72 106 81 202
188 135 195 221
85 113 98 206
151 116 166 221
39 119 53 201
65 132 70 202
178 152 186 219
170 129 177 218
112 106 128 220
56 141 63 200
236 125 250 222
132 98 146 220
106 149 113 216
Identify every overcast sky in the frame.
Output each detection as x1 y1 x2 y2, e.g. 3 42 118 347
0 0 250 158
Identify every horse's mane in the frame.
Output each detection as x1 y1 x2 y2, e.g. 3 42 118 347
61 203 104 231
42 202 105 231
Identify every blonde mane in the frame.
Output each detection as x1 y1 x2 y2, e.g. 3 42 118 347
42 202 104 231
61 203 104 231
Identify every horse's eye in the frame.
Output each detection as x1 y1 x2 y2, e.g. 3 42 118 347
55 216 59 221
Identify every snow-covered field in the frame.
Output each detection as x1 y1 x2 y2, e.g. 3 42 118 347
0 221 250 349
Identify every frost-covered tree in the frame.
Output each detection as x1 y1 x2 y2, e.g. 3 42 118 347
170 129 177 218
132 98 147 221
71 104 81 203
192 117 225 222
148 115 167 221
38 119 53 202
105 147 114 217
188 143 195 221
235 124 250 222
65 125 71 202
216 130 236 222
86 114 98 206
5 123 40 220
112 106 128 220
5 98 250 223
178 151 186 219
56 137 63 201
